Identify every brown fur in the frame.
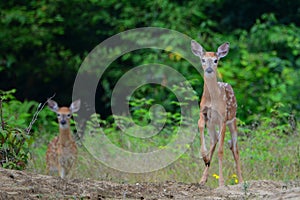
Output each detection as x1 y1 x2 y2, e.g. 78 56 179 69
191 41 243 186
46 100 80 178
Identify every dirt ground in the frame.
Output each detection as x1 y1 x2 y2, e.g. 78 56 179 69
0 168 299 200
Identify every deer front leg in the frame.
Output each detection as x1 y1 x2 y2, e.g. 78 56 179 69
200 118 218 185
199 114 209 185
60 168 65 179
218 122 227 186
198 113 209 164
58 164 66 179
58 155 67 179
200 139 217 185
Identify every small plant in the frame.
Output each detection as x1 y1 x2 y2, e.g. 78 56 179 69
0 89 49 170
213 173 220 180
0 89 30 169
242 181 250 195
229 174 239 185
212 173 239 185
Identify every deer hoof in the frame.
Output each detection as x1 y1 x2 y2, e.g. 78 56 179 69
202 155 210 166
205 161 210 167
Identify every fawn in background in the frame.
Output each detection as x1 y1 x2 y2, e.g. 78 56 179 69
191 40 243 186
46 99 80 178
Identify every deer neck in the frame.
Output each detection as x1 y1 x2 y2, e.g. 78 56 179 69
202 76 227 121
58 127 73 145
203 76 221 103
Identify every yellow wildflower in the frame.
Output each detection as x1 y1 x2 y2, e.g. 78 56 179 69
213 174 219 179
230 174 239 184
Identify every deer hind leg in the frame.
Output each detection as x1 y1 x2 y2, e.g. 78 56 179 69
46 138 59 176
217 123 227 186
228 119 243 183
46 150 58 175
46 161 58 176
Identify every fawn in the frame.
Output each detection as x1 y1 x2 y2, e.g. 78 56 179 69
46 99 80 178
191 40 243 186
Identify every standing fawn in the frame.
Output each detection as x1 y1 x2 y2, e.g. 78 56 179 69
46 99 80 179
191 40 243 186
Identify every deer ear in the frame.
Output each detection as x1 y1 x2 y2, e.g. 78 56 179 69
191 40 205 57
216 42 230 58
48 100 59 112
70 99 81 113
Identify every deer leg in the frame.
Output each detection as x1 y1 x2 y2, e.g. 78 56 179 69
200 123 217 185
58 156 66 179
198 114 209 164
228 119 243 183
59 166 65 179
218 123 226 186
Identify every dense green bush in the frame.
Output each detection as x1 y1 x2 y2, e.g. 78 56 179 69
219 14 300 122
0 89 59 170
51 95 299 184
0 89 296 184
0 90 33 169
1 1 299 124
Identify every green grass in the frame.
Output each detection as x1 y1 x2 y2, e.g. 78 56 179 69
3 90 298 187
27 120 300 188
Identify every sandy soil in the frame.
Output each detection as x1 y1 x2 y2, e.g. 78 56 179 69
0 168 299 199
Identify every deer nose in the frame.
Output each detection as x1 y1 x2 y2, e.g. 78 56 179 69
206 67 213 73
60 120 67 125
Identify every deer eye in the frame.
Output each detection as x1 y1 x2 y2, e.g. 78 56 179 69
67 114 71 118
57 114 61 117
201 59 205 63
214 59 218 64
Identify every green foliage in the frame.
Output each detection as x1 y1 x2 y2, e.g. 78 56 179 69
217 0 300 31
1 1 299 123
15 92 297 187
213 13 300 122
0 89 33 169
238 103 299 181
85 96 186 153
53 96 298 185
1 0 299 185
0 89 57 170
